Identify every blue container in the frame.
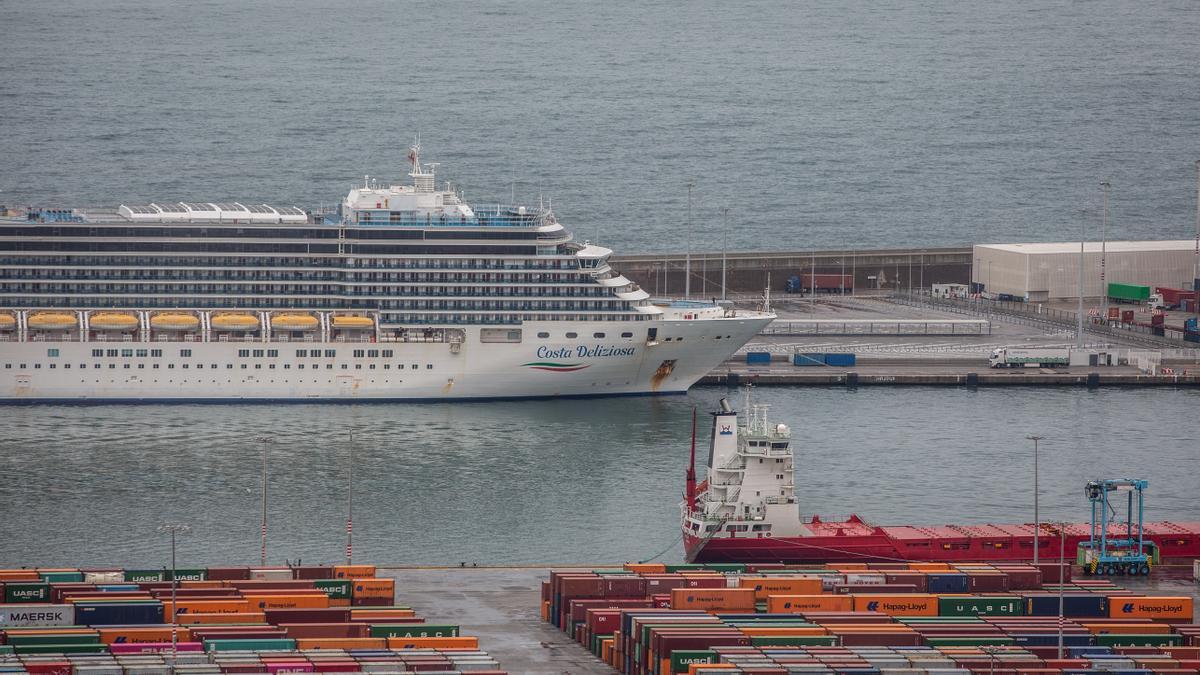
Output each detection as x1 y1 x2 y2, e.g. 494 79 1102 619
75 602 164 625
1027 594 1106 617
1012 633 1093 647
745 352 771 365
824 353 856 367
926 573 968 593
793 353 825 367
96 584 140 592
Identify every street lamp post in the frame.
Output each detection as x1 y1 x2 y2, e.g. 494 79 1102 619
1100 180 1110 322
347 430 354 565
255 435 273 566
1078 211 1086 348
158 523 191 673
685 182 694 298
721 207 730 301
1027 435 1044 564
1057 522 1066 659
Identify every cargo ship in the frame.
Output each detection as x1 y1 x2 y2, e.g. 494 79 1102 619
681 396 1200 565
0 146 773 402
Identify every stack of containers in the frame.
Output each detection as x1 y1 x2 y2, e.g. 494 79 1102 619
543 563 1198 675
0 565 509 674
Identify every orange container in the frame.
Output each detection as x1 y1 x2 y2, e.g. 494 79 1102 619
176 612 266 625
295 637 385 650
242 593 330 610
908 562 951 571
738 576 823 600
1108 596 1194 620
2 628 96 637
766 594 852 613
385 636 478 650
163 599 251 620
333 565 376 579
851 594 939 616
669 588 756 612
829 563 869 571
624 563 667 574
351 578 394 600
0 570 42 581
98 627 192 644
540 601 550 622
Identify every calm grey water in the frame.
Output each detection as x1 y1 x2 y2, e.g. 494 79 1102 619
1 387 1197 567
2 1 1199 251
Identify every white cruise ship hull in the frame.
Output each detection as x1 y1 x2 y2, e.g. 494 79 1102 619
0 315 770 403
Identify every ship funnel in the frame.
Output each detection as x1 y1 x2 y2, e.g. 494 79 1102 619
719 398 732 413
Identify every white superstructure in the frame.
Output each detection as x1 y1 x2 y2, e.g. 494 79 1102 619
0 147 773 402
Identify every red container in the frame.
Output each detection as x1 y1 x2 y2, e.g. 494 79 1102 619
205 567 252 581
290 566 335 580
837 631 922 647
280 623 368 639
23 662 71 675
967 572 1010 592
49 583 96 603
264 608 351 624
883 572 928 592
834 583 917 594
228 580 318 591
601 576 646 598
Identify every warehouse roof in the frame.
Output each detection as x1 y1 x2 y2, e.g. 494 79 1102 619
977 239 1195 254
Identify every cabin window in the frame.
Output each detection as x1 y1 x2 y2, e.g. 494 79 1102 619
47 348 59 357
593 332 605 338
565 332 578 339
296 349 307 357
267 349 278 358
537 332 550 338
180 349 192 357
621 332 633 338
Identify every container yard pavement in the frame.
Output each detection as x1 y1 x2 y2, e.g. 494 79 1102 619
380 567 613 674
378 566 1199 674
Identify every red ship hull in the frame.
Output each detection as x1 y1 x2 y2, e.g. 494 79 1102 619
686 518 1200 564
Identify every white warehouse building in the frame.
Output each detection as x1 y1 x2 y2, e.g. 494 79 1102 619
972 240 1199 302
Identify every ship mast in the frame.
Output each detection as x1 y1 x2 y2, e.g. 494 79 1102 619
685 406 697 513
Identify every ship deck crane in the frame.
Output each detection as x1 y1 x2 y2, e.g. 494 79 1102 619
1077 478 1158 575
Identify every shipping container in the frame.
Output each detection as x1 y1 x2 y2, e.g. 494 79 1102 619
824 353 856 367
926 574 969 594
937 595 1024 616
0 604 75 627
1109 283 1151 303
1108 596 1193 620
332 565 376 579
74 602 164 625
744 352 771 365
367 624 460 638
765 595 852 613
4 583 50 603
669 589 756 612
852 594 938 617
736 577 822 600
793 353 825 367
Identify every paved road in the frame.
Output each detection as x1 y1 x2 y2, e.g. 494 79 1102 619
382 567 613 675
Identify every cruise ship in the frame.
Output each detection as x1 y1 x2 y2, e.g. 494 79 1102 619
0 148 773 402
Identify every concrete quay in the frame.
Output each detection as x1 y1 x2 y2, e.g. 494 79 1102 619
702 362 1200 387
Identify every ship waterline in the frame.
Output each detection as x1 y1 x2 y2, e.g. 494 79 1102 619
0 147 772 401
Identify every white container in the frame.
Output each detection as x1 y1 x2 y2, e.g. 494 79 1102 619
249 568 294 581
844 572 887 585
84 570 125 583
0 603 76 627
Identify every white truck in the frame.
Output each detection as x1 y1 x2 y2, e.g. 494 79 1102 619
988 347 1072 368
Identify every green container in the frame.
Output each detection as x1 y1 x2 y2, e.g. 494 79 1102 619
749 635 839 647
1095 633 1183 647
4 582 50 603
925 636 1016 647
938 596 1024 617
0 646 12 655
38 571 84 583
701 564 746 573
166 569 207 582
669 650 718 673
1108 282 1151 302
314 579 352 600
205 638 297 652
124 570 165 583
591 569 633 575
7 634 99 646
368 624 459 638
14 643 107 654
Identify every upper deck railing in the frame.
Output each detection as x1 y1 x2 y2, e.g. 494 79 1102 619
351 205 554 228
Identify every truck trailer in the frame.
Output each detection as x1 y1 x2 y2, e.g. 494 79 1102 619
988 347 1072 368
786 273 853 294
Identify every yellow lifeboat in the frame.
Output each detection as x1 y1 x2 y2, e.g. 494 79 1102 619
211 313 260 331
150 312 200 331
28 312 78 331
0 313 15 330
271 313 319 331
89 312 140 331
332 315 374 329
